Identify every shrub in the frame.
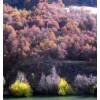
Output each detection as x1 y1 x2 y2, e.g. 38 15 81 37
58 78 73 96
74 74 97 95
10 72 32 97
37 67 60 94
38 67 74 95
10 80 32 97
46 67 60 92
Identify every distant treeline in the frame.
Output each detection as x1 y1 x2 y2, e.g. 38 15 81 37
4 0 97 9
63 0 97 7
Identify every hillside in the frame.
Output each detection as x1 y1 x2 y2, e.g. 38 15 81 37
3 0 97 97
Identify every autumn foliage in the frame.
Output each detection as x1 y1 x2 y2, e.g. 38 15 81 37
4 2 96 64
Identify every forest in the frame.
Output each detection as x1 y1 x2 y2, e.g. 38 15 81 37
3 0 97 97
